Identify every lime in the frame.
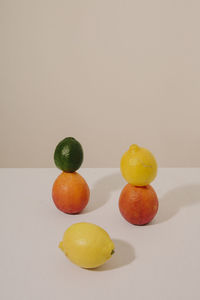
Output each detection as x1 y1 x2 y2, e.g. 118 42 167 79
59 222 115 268
54 137 83 172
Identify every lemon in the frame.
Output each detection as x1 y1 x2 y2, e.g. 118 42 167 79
59 222 115 269
120 144 157 186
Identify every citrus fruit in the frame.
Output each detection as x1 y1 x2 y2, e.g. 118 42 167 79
119 184 158 225
52 172 90 214
59 222 115 268
54 137 83 172
120 144 157 186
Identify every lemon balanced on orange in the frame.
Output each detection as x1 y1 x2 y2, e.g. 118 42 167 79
119 144 159 225
120 144 157 186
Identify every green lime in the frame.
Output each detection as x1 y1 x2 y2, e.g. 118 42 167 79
54 137 83 172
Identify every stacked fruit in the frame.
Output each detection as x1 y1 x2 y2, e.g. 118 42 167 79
52 137 90 214
52 138 159 270
119 144 158 225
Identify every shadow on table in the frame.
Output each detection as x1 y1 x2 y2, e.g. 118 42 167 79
91 239 135 271
151 184 200 225
83 172 125 213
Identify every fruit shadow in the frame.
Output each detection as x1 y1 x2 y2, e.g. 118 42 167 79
83 172 125 213
151 184 200 225
91 239 135 271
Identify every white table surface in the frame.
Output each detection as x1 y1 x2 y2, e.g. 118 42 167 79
0 168 200 300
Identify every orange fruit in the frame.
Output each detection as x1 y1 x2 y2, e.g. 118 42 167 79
52 172 90 214
119 184 158 225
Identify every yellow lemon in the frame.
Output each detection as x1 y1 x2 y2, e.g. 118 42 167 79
59 222 115 269
120 144 157 186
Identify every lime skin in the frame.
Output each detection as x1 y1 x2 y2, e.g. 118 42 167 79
54 137 83 172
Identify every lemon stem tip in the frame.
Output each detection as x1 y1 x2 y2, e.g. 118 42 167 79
129 144 140 152
59 241 64 251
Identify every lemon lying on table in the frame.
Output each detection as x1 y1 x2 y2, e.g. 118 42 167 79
59 222 115 269
120 144 157 186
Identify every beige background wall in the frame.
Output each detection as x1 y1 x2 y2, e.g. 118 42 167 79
1 0 200 167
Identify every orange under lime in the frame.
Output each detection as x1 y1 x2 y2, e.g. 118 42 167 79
52 137 90 214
